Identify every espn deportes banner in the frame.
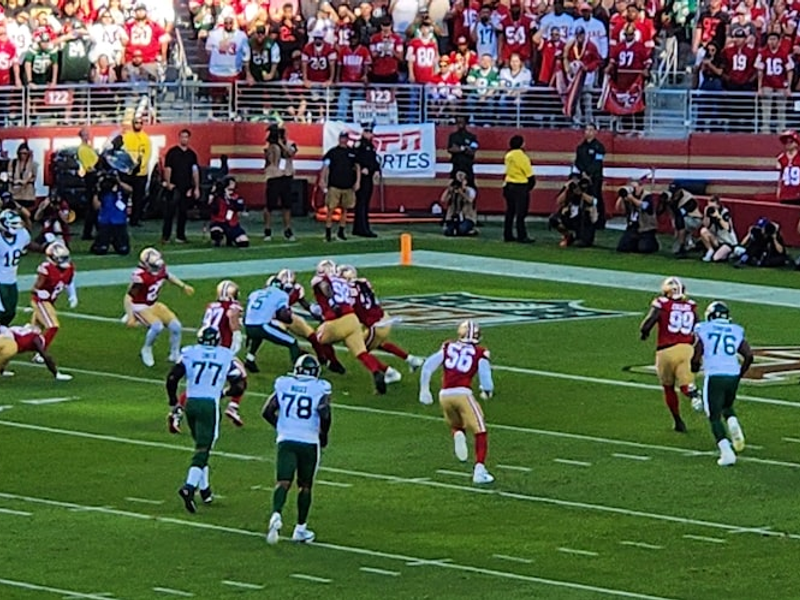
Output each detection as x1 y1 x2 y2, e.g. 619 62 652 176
323 122 436 179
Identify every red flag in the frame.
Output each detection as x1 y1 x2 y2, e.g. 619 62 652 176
602 74 646 116
561 67 586 118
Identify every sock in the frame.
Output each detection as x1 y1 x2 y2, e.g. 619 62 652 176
717 438 733 454
680 384 698 399
710 416 726 442
168 319 182 356
288 342 302 362
325 227 332 241
380 342 409 360
178 391 187 408
227 399 240 410
199 465 210 490
43 327 58 349
357 351 381 373
307 333 329 362
272 485 288 513
663 386 680 419
264 227 272 237
186 466 203 488
144 322 164 347
297 488 312 525
475 432 487 464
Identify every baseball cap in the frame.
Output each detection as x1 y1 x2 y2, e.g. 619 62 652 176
255 25 266 34
575 25 586 34
338 131 350 138
312 30 325 38
361 121 375 131
134 2 147 10
579 2 592 10
779 129 799 144
456 35 468 45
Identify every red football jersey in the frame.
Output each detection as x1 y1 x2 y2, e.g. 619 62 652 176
353 279 384 327
287 282 306 306
129 266 168 306
450 1 480 47
0 40 17 87
536 38 564 85
500 14 534 61
722 45 758 87
610 40 651 89
339 44 371 83
441 340 490 390
301 42 337 82
407 38 438 84
757 46 794 89
369 32 404 77
11 326 44 353
124 19 167 62
202 299 242 349
311 273 355 321
32 261 75 304
777 150 800 201
652 297 697 348
209 195 241 227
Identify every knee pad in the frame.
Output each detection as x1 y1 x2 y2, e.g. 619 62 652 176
209 227 223 242
168 319 182 333
150 321 165 334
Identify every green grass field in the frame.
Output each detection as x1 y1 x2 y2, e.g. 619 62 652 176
2 220 800 600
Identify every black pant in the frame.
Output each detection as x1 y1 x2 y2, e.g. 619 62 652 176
353 177 374 235
503 183 530 241
617 228 659 253
91 223 130 255
80 173 98 239
162 188 189 241
589 175 605 228
128 175 148 225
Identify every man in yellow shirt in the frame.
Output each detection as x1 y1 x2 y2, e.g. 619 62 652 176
122 117 152 227
502 134 535 244
77 127 100 241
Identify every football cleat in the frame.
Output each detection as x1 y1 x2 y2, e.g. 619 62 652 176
327 360 346 375
453 431 468 462
140 346 155 367
168 409 182 434
0 209 23 239
293 353 321 378
216 279 239 301
673 417 687 433
337 264 358 281
717 440 737 466
727 416 745 452
197 326 221 347
139 247 164 274
244 359 260 373
316 259 337 276
691 396 704 413
45 242 71 268
660 276 685 300
292 524 315 543
457 320 481 344
178 485 197 513
373 370 387 395
199 487 214 504
406 355 424 372
31 353 45 364
384 366 402 384
472 463 495 484
705 300 730 322
224 404 244 427
55 372 73 381
266 512 283 545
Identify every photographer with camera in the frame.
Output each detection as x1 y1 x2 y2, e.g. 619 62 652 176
440 170 478 237
661 185 703 257
699 195 738 263
614 178 659 254
33 195 73 247
90 171 132 256
209 176 249 248
549 174 598 247
733 217 788 268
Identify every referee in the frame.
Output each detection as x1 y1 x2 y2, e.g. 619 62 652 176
502 135 535 244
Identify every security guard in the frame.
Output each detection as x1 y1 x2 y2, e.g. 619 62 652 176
573 122 606 228
353 122 380 238
320 131 361 242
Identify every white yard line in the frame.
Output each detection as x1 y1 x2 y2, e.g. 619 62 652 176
558 547 599 557
612 454 652 462
289 574 332 584
405 558 453 567
359 567 401 577
553 459 592 467
315 480 354 488
0 578 121 600
0 507 32 517
492 554 534 564
620 541 663 550
496 464 532 472
152 587 194 597
435 469 472 478
783 437 800 444
124 497 165 506
20 397 78 406
0 405 12 412
221 580 264 590
682 535 727 544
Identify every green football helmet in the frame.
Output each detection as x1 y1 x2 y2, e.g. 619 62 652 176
293 354 321 378
197 326 221 347
0 209 23 239
705 301 730 322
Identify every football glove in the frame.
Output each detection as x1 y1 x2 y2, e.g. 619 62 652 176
68 295 78 309
168 406 183 434
639 330 649 341
419 390 434 406
319 431 328 448
479 389 493 401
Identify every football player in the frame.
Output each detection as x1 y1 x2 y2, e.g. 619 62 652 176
419 320 494 484
0 209 33 326
269 269 345 374
167 326 241 513
640 276 702 432
692 301 754 467
338 264 424 377
30 242 78 353
124 247 195 368
243 277 299 373
312 259 388 395
0 324 72 380
171 280 247 432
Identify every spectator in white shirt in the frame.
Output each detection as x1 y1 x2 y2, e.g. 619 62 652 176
307 1 338 45
6 11 32 65
89 9 125 66
499 52 532 116
570 2 608 58
536 0 574 41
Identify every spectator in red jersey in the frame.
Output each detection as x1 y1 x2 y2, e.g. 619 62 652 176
122 2 170 80
407 18 439 118
301 30 336 121
536 25 564 87
369 17 404 83
605 23 651 132
335 4 357 47
776 129 800 203
722 28 757 132
562 26 602 126
608 0 630 49
450 35 479 81
429 54 463 120
448 0 480 53
500 0 534 67
336 34 372 121
0 23 21 89
756 31 794 134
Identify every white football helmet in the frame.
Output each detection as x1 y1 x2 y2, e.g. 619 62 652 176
0 209 23 239
216 279 239 301
46 242 71 268
316 259 337 276
660 276 685 300
457 320 481 344
337 264 358 281
276 269 296 287
139 247 164 274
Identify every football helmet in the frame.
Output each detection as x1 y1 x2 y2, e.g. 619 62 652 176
276 269 296 287
316 259 337 276
457 320 481 344
197 326 221 347
705 301 730 322
293 353 321 378
660 276 685 300
216 279 239 301
139 247 164 274
0 209 23 238
337 264 358 281
46 242 71 268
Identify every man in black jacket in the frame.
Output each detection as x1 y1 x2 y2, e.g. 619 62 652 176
353 123 380 237
574 123 606 228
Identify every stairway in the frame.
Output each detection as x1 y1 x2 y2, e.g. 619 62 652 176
645 87 690 138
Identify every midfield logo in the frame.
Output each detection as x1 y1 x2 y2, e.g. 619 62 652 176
381 293 633 328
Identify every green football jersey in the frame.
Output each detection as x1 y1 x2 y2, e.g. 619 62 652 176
25 48 58 85
60 38 91 83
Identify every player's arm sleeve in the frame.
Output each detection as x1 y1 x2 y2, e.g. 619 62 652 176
262 393 279 428
478 356 494 393
640 305 659 340
66 281 78 305
318 389 332 446
738 339 754 377
166 363 186 406
231 330 243 354
419 349 444 394
32 273 49 299
690 337 703 373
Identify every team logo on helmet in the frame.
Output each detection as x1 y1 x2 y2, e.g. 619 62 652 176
216 279 239 301
139 247 164 274
660 276 685 300
293 353 321 378
46 242 71 268
337 264 358 281
705 300 730 322
0 209 23 239
457 320 481 343
197 326 221 347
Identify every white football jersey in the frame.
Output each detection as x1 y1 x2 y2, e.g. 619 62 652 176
0 229 31 284
180 344 235 401
695 321 745 377
274 374 331 444
244 286 289 326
